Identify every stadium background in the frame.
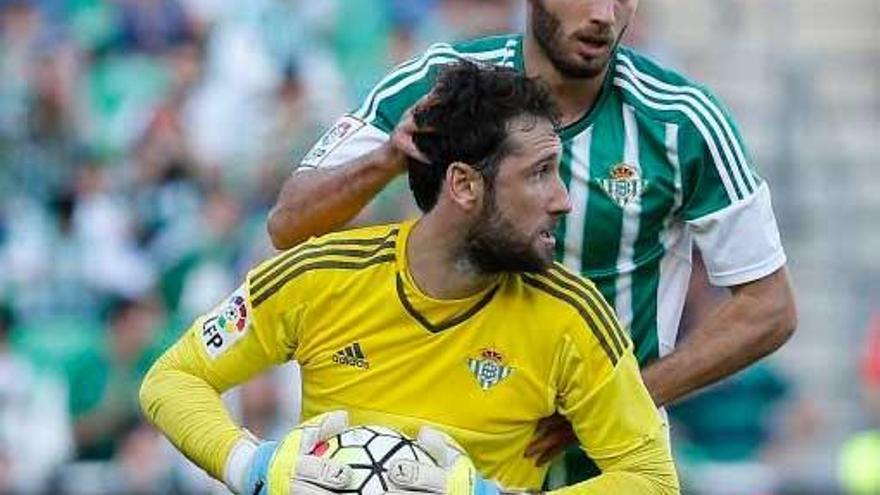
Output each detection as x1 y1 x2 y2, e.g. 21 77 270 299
0 0 877 493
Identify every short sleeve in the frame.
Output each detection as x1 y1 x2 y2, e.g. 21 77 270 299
186 255 308 390
676 90 786 286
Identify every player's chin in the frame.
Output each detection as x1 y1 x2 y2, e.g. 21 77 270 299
529 240 556 271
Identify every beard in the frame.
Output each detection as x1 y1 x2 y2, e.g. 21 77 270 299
464 195 553 274
530 0 621 79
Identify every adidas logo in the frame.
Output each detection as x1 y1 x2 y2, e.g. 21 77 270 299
333 342 370 369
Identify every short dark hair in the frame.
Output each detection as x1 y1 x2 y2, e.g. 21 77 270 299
408 61 559 212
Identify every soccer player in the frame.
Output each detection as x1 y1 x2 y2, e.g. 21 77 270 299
265 0 798 483
140 62 679 494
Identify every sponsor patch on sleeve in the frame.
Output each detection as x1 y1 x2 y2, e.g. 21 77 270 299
300 115 366 168
200 285 251 359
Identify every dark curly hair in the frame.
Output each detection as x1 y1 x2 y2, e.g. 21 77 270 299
408 60 559 212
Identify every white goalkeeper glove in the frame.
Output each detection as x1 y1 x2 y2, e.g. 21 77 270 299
386 426 505 495
239 410 353 495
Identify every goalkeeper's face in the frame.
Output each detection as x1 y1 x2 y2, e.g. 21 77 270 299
465 117 570 273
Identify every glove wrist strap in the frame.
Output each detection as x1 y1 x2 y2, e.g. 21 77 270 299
225 430 261 494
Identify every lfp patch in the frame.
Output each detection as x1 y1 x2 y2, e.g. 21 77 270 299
200 286 250 359
301 115 365 168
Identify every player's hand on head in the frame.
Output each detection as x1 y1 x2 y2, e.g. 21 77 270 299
386 426 505 495
244 410 352 495
389 95 435 166
523 413 577 466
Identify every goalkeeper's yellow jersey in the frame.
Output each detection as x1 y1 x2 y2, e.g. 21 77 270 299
141 220 677 493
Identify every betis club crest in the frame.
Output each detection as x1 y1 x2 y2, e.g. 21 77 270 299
598 162 647 208
467 348 513 390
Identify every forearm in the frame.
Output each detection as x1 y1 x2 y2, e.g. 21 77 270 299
267 145 405 249
549 435 679 495
139 339 245 481
642 269 797 406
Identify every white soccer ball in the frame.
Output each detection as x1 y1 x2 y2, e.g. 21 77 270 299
307 425 439 495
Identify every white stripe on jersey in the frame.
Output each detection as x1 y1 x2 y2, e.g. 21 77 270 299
660 123 684 248
358 46 514 124
616 56 757 196
656 122 690 357
656 235 692 357
562 129 593 272
618 55 757 193
613 77 740 203
614 104 642 334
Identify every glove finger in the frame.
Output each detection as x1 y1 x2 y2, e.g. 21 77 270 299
416 427 465 468
296 455 353 489
316 410 349 441
300 410 349 454
387 459 446 494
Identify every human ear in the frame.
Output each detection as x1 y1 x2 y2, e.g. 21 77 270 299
445 162 484 211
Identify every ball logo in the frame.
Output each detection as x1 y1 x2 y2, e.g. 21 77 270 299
217 295 248 334
200 287 250 359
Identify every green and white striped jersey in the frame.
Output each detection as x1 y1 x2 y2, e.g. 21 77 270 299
299 34 786 367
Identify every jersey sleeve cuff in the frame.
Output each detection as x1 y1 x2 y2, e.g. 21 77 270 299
707 249 786 287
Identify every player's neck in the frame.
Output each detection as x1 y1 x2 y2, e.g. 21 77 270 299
522 35 607 127
406 216 499 300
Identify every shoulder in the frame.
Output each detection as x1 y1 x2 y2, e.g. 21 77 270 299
303 223 401 247
247 224 399 309
351 34 520 129
518 263 605 320
611 45 733 127
518 264 630 366
451 34 520 63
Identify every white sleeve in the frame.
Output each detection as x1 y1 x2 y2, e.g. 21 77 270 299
686 182 787 287
296 115 390 171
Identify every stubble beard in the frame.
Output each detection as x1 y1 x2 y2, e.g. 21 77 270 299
464 194 551 275
530 0 621 80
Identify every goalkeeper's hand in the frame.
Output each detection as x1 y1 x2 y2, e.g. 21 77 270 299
386 426 507 495
242 410 353 495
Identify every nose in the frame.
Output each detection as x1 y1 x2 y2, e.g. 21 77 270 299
586 0 616 26
550 177 573 215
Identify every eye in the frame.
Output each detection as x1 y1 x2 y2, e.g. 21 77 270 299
532 162 552 178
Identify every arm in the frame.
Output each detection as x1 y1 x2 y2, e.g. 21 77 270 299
268 39 478 249
268 62 437 250
642 267 796 406
140 281 298 491
267 142 406 249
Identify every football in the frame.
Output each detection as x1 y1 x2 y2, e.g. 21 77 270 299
307 425 440 495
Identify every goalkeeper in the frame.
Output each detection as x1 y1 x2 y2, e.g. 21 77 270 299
140 61 679 495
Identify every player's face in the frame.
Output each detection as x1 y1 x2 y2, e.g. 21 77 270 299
466 117 571 273
528 0 638 78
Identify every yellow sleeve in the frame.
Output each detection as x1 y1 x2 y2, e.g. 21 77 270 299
552 330 680 494
139 269 307 482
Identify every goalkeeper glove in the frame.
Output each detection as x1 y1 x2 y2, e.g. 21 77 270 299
386 426 503 495
241 410 353 495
